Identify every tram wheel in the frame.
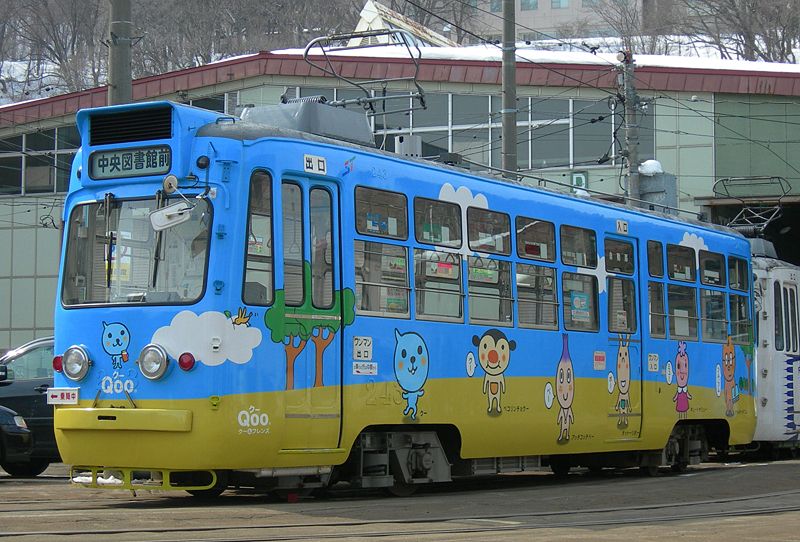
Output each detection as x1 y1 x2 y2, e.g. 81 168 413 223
670 461 688 473
550 461 570 477
186 470 228 499
386 479 418 497
639 465 659 477
1 459 49 478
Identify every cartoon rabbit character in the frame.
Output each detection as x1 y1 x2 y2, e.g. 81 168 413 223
555 334 575 442
723 336 736 417
473 329 516 413
615 335 631 427
673 341 692 419
393 330 430 421
102 321 130 370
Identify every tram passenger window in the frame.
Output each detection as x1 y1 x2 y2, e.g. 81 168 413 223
699 250 725 286
467 256 512 325
668 284 698 340
730 293 751 346
355 187 408 240
562 272 599 331
282 183 304 306
414 249 463 321
608 277 636 333
647 240 663 277
775 281 785 351
605 239 634 274
414 197 462 249
517 264 558 329
700 289 727 342
728 256 748 291
310 188 333 309
244 171 274 305
354 241 409 317
516 217 555 262
667 244 696 282
560 225 597 268
648 282 666 338
467 208 511 255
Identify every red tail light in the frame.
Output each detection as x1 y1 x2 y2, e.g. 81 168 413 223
178 352 195 371
53 355 63 373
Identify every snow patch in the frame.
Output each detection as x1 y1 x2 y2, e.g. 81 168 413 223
639 160 664 176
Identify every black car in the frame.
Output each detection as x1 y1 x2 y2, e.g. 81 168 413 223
0 337 59 476
0 405 33 476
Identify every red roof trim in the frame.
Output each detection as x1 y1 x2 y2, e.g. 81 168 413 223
4 51 800 128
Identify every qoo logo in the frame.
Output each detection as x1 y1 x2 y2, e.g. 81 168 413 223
100 372 135 394
237 406 271 435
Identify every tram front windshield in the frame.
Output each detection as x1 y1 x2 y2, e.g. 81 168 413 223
61 197 211 306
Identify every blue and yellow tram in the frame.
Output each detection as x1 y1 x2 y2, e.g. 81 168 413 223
51 99 755 494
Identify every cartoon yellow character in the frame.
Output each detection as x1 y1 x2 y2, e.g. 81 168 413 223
615 335 631 427
473 329 516 413
555 334 575 442
231 307 253 326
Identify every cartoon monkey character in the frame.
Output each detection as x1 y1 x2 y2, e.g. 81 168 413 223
615 335 631 427
722 336 736 417
473 329 516 413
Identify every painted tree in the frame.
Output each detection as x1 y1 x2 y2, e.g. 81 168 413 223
311 288 356 387
265 262 356 390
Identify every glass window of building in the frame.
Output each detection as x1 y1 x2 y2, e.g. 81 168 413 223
0 156 22 195
551 0 568 7
467 256 513 325
453 129 491 167
355 187 408 240
24 154 54 193
531 123 569 169
25 130 55 152
414 197 462 248
354 241 409 317
521 0 538 9
517 264 558 329
516 216 555 262
573 100 612 166
453 95 490 125
414 93 448 127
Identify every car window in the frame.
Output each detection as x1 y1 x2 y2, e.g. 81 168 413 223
5 344 54 380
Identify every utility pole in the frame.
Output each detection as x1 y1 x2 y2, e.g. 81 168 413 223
108 0 133 105
501 0 517 180
618 50 640 207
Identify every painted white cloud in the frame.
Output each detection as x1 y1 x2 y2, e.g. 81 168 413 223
575 255 611 293
679 232 708 267
438 183 489 256
151 310 262 366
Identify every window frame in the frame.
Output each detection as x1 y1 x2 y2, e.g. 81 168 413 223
243 169 275 306
413 196 463 249
354 240 410 318
467 206 512 256
667 244 696 282
516 216 555 262
467 255 513 326
414 248 464 322
562 271 599 332
354 185 408 240
560 225 597 269
668 283 698 341
281 181 305 307
516 262 559 330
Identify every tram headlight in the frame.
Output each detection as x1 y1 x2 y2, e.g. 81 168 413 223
137 344 170 380
62 346 91 381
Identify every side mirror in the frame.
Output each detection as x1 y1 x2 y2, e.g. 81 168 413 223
0 365 7 382
149 201 193 231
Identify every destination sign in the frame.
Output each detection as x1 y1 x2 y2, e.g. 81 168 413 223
90 145 171 180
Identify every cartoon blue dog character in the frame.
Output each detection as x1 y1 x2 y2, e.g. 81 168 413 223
393 329 430 420
102 321 130 369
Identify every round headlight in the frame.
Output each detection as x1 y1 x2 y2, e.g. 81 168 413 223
63 346 91 381
138 344 169 380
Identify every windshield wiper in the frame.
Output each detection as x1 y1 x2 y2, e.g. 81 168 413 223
103 192 116 289
151 190 165 288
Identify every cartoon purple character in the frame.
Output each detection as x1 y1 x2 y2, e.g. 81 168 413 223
673 341 692 419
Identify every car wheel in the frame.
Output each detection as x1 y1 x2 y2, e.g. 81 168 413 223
1 459 50 477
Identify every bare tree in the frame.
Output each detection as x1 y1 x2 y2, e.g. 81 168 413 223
673 0 800 62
